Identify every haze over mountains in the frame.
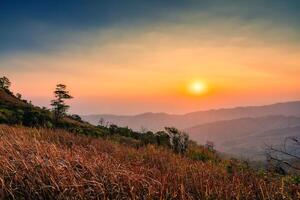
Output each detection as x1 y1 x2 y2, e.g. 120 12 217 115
82 101 300 130
186 115 300 159
82 101 300 159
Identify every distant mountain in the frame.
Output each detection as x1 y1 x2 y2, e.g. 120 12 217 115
82 101 300 160
82 112 181 131
82 101 300 131
185 115 300 160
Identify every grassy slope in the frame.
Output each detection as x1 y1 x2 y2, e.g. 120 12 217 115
0 125 299 199
0 89 26 106
0 88 100 130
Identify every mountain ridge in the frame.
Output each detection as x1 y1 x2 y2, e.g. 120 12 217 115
186 115 300 160
82 100 300 131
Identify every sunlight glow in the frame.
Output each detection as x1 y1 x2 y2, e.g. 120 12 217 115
188 81 207 95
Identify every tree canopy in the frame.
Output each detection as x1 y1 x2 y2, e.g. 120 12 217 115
51 84 73 122
0 76 11 90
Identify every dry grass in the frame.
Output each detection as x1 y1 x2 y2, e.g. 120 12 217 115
0 125 298 199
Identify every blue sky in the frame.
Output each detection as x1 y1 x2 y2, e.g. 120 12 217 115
1 0 300 54
0 0 193 53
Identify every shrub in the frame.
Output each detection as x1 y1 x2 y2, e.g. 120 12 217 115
187 149 212 162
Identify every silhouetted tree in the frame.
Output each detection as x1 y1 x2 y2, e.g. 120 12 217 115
165 127 189 154
140 126 148 133
0 76 11 90
155 131 171 147
266 137 300 173
16 93 22 99
70 114 83 122
51 84 73 123
205 141 215 152
98 117 105 126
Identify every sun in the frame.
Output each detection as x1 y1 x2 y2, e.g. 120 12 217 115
188 81 207 95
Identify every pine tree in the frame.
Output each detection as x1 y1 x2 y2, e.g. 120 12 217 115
51 84 73 123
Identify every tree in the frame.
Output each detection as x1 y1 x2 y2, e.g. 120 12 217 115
140 126 148 134
98 117 105 126
16 93 22 99
265 137 300 173
0 76 11 90
70 114 83 122
51 84 73 123
155 131 170 147
165 127 189 154
205 141 215 152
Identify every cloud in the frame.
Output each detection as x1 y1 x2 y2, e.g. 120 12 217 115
1 4 300 114
2 8 300 74
1 0 300 53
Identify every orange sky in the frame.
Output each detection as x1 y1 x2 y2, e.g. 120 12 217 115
1 8 300 114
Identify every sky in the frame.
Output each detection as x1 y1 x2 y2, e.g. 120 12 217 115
1 0 300 115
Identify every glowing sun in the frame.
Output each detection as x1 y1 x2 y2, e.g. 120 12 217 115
188 81 207 95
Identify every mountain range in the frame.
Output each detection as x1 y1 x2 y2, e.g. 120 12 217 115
186 115 300 159
82 101 300 159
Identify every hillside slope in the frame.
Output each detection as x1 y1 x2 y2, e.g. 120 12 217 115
82 101 300 131
0 88 97 130
0 88 27 106
0 125 298 199
186 115 300 159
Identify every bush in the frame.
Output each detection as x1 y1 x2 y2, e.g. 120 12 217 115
69 114 83 122
187 149 212 162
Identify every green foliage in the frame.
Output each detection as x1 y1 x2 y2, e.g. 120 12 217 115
109 135 142 148
0 87 53 127
222 159 251 175
0 76 11 90
70 114 83 122
23 108 52 127
104 124 173 149
186 141 219 163
155 131 171 147
187 149 212 162
0 108 12 123
284 175 300 184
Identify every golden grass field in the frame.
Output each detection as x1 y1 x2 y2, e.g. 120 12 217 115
0 125 299 199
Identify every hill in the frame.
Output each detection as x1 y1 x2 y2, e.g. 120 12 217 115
0 125 299 199
82 101 300 131
0 88 52 126
0 88 107 136
0 88 27 107
186 115 300 160
2 86 299 162
0 86 214 159
82 102 300 161
1 83 299 199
